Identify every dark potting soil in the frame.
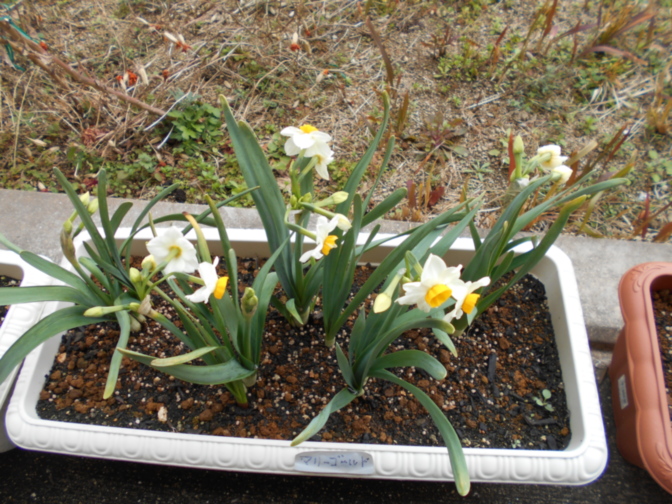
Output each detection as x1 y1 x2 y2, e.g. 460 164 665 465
0 274 20 326
653 288 672 421
36 266 570 452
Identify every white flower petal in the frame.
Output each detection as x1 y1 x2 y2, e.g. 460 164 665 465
284 138 302 157
280 126 302 136
280 125 334 179
552 165 573 184
292 132 316 150
146 226 198 275
300 245 322 263
185 257 220 303
335 214 351 231
537 144 568 170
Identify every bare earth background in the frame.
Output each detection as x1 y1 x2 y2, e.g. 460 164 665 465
0 0 670 240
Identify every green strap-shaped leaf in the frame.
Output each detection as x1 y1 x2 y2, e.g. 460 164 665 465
96 170 119 260
128 182 181 236
220 97 293 298
357 317 452 381
337 92 390 215
0 285 94 306
151 346 219 367
249 271 279 363
151 310 196 351
362 137 395 213
372 369 470 496
428 201 481 259
79 256 113 294
335 344 355 390
0 231 21 254
478 195 585 314
109 202 133 236
19 251 90 292
290 388 359 446
432 327 457 357
103 309 131 399
118 348 255 385
371 350 447 380
331 209 463 335
283 298 305 325
54 168 110 266
0 306 107 385
512 178 627 234
362 188 407 227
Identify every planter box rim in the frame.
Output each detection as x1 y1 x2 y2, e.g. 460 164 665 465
0 250 53 452
6 228 608 484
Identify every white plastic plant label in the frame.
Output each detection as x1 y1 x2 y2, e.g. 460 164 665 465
294 451 375 475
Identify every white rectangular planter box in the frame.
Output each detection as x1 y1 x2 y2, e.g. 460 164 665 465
0 250 52 452
6 228 608 484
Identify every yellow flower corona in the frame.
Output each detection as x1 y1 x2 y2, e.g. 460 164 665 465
321 235 338 256
462 293 480 314
425 284 452 308
214 276 229 299
169 245 183 258
300 124 318 134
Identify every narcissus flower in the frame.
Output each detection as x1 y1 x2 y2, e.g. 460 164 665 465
396 254 463 313
186 257 229 303
536 144 568 170
300 215 340 263
552 165 573 184
443 276 491 323
146 226 198 275
281 124 334 180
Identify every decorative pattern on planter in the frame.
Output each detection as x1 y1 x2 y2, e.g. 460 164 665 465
6 229 608 484
0 250 52 452
611 262 672 494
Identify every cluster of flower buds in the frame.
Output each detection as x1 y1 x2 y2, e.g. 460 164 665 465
510 137 574 187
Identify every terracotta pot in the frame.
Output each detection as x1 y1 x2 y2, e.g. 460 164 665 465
610 262 672 494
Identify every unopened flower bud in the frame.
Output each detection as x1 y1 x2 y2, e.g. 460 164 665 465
83 306 104 317
60 227 76 264
332 191 348 204
241 287 258 318
130 317 142 333
84 304 127 317
87 198 99 215
138 296 152 316
300 193 312 203
373 293 392 313
129 267 143 284
513 135 524 154
62 219 73 234
141 254 157 271
79 192 90 206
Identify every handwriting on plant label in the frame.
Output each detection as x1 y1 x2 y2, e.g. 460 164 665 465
294 451 375 475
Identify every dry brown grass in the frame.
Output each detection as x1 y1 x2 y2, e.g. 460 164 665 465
0 0 670 241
